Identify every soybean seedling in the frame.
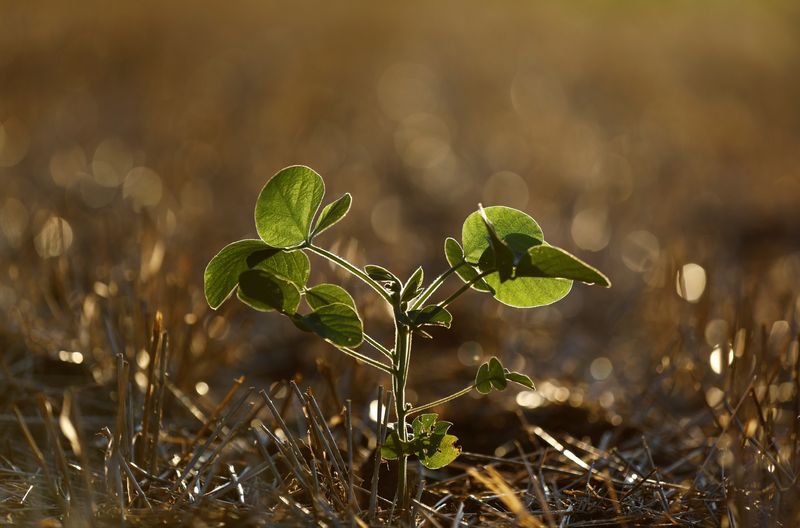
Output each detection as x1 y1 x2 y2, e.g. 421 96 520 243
204 165 610 512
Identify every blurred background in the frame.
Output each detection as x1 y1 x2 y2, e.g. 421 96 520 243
2 0 799 457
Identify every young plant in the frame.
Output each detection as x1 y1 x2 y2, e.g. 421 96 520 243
204 165 610 510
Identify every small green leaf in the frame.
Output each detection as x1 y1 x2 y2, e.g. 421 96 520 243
204 239 271 309
305 283 356 311
478 205 516 282
401 267 424 303
300 302 364 347
488 357 507 390
380 430 403 460
364 264 402 297
364 264 400 284
475 362 492 394
412 413 438 437
475 356 508 393
506 371 535 390
444 237 491 292
255 165 325 248
409 305 452 328
311 192 352 238
462 206 543 264
517 245 611 287
418 434 460 469
237 270 301 314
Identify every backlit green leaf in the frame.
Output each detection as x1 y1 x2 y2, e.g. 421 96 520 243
483 272 572 308
401 266 424 303
488 357 507 390
517 245 611 287
506 371 535 390
475 362 492 394
255 165 325 248
204 239 271 309
380 430 403 460
305 283 357 311
462 206 543 264
311 192 352 238
478 205 515 282
443 237 491 292
475 356 509 393
250 249 310 291
301 302 364 347
409 305 452 328
418 434 460 470
237 269 301 314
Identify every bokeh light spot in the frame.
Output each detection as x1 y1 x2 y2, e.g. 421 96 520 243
34 216 74 258
676 263 706 303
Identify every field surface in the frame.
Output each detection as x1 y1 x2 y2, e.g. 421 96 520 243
1 2 799 526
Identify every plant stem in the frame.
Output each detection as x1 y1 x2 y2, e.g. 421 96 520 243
410 263 464 310
407 384 475 416
392 321 412 513
335 346 394 375
307 244 392 304
436 269 493 310
364 333 393 361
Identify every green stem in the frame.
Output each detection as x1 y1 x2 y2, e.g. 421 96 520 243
307 244 392 304
436 269 493 310
392 322 412 512
336 346 394 375
407 384 475 416
410 263 464 310
364 334 393 361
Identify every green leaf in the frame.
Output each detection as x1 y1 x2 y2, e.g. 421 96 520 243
475 362 492 394
418 434 461 470
401 266 424 303
506 371 535 390
300 302 364 348
482 272 573 308
250 249 311 291
478 205 515 282
462 206 543 264
408 414 460 469
444 237 491 292
364 264 402 296
380 430 403 460
517 245 611 287
237 270 301 314
305 283 357 311
475 356 508 393
204 240 272 309
488 357 507 390
409 305 452 328
412 413 438 437
255 165 325 248
364 264 400 284
311 192 352 238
